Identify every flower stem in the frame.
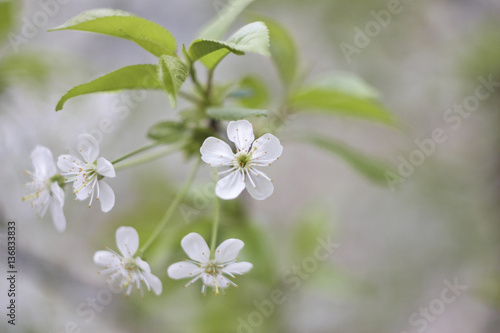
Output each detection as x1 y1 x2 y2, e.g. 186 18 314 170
113 145 180 171
111 142 161 165
210 194 220 258
138 159 202 256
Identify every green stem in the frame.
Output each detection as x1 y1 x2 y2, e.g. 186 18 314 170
111 142 160 165
206 69 214 102
138 159 202 256
178 91 203 105
210 195 220 258
190 64 205 97
113 145 180 171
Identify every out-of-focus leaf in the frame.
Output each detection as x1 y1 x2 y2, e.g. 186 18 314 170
0 53 51 86
158 55 189 108
189 21 270 70
305 134 393 184
207 106 267 120
257 16 298 87
198 0 254 40
147 121 187 143
290 78 396 126
49 9 177 57
235 76 269 108
56 64 162 111
0 0 17 42
315 72 380 99
291 208 333 258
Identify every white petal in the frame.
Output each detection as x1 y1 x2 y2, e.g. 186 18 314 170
216 274 233 289
215 171 245 200
215 238 244 263
135 257 152 273
227 120 254 152
223 262 253 275
57 154 82 173
74 178 94 201
97 180 115 212
93 250 121 267
167 261 203 279
49 183 66 232
96 157 116 178
200 137 234 167
116 226 139 258
181 232 210 263
77 134 100 162
31 145 57 176
251 133 283 165
142 271 162 295
245 169 274 200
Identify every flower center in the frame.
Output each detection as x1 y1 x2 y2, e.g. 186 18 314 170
123 258 138 271
234 151 252 170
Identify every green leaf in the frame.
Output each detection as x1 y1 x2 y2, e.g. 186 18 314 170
198 0 254 40
189 21 270 70
290 83 396 126
158 55 189 108
49 9 177 57
314 72 380 99
258 16 298 87
0 0 17 42
207 106 267 120
147 121 187 143
305 134 393 184
234 76 269 108
56 64 162 111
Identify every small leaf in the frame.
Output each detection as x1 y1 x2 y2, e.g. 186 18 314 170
199 0 254 40
304 134 393 184
257 16 298 87
158 55 190 108
207 106 267 120
290 83 396 126
235 76 269 108
56 64 162 111
147 121 186 143
49 9 177 57
189 21 270 70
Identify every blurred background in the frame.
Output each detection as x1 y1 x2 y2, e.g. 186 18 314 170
1 0 500 332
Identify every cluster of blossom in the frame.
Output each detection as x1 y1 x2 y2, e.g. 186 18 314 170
23 120 283 295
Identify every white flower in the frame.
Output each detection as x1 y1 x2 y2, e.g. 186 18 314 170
93 226 162 297
23 146 66 232
200 119 283 200
167 232 253 295
57 134 116 212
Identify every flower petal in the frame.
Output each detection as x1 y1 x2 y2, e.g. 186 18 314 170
97 180 115 212
245 169 274 200
216 274 233 289
93 250 121 267
222 262 253 275
143 271 162 295
135 257 152 273
227 120 254 152
96 157 116 178
31 145 57 176
200 137 234 167
77 134 100 162
49 183 66 232
215 238 244 263
181 232 210 263
215 171 245 200
116 226 139 258
251 133 283 165
167 261 203 279
57 154 82 173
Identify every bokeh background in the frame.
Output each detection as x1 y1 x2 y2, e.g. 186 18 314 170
1 0 500 332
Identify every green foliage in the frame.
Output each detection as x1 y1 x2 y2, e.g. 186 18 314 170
258 16 299 88
198 0 255 40
290 208 332 258
207 106 267 120
147 121 187 143
158 55 190 108
235 76 269 108
290 81 395 125
56 65 162 111
305 134 393 184
49 9 177 57
0 0 17 43
188 21 270 69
